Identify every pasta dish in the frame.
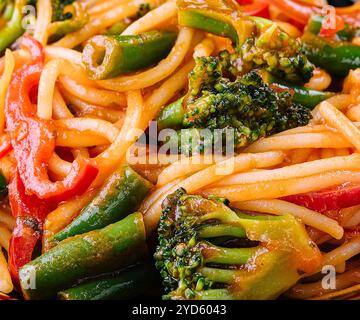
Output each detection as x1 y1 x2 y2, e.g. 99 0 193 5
0 0 359 300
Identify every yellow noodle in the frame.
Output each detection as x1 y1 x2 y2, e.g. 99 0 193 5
0 249 12 294
202 171 360 203
88 0 128 15
305 68 331 91
144 151 285 233
347 105 360 122
0 210 14 230
54 0 159 48
122 1 177 35
52 87 74 119
45 46 83 65
48 154 73 178
0 224 11 252
245 132 352 153
157 155 217 187
215 154 360 186
320 101 360 152
60 76 126 108
62 91 125 123
43 190 97 252
33 0 52 45
290 148 313 164
287 267 360 300
0 50 14 133
322 237 360 269
193 38 216 58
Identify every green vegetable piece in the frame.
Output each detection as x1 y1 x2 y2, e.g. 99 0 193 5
58 263 159 300
302 32 360 77
48 2 89 42
0 0 27 54
157 97 185 131
159 72 312 155
20 212 148 300
154 189 322 300
178 0 241 44
263 72 335 109
82 31 177 80
52 165 152 244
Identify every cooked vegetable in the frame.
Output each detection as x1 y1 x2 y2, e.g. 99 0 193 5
157 97 185 131
0 170 7 199
270 0 360 27
283 184 360 213
48 1 89 42
20 212 148 300
159 71 311 154
262 72 335 109
236 0 269 19
178 0 242 44
82 31 177 80
154 189 321 300
302 32 360 77
302 15 360 77
52 165 152 244
178 0 314 83
8 171 53 284
0 0 27 54
58 263 159 300
5 36 98 203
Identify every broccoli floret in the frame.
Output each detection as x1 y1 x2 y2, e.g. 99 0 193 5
175 71 311 154
238 18 314 84
188 51 239 97
137 3 152 18
154 189 322 300
49 1 88 42
51 0 75 22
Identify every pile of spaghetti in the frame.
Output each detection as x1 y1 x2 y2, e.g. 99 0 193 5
0 0 360 300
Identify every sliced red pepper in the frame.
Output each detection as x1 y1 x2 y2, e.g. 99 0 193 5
5 36 98 203
8 171 53 286
267 0 360 27
283 184 360 213
0 133 12 159
0 293 13 300
239 1 270 19
319 14 345 38
344 226 360 240
236 0 253 4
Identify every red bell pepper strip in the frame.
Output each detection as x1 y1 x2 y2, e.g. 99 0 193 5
267 0 360 27
319 14 345 38
0 133 12 159
344 226 360 240
5 35 98 203
8 171 54 285
0 293 13 300
236 0 270 18
283 184 360 213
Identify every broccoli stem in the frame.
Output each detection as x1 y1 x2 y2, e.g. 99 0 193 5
198 224 246 239
203 245 258 265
